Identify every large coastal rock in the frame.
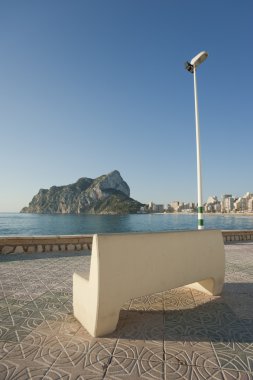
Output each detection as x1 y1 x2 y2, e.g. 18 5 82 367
21 170 143 214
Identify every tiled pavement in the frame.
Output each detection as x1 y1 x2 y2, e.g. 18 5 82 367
0 243 253 379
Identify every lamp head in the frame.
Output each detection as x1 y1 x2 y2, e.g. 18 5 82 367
190 51 208 68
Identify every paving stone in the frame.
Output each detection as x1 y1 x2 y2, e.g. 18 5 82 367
0 244 253 379
106 357 164 379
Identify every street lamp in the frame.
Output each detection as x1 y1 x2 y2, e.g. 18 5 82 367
185 51 208 230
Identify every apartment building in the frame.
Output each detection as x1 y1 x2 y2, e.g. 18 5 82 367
221 194 234 212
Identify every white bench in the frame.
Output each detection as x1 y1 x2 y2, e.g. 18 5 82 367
73 230 225 337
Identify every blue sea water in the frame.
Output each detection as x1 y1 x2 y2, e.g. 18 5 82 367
0 213 253 236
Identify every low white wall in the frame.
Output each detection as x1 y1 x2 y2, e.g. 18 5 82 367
0 235 93 255
1 230 253 255
222 230 253 243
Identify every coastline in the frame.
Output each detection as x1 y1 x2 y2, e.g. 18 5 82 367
205 212 253 217
150 211 253 217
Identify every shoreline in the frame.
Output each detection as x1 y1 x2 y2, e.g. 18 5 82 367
150 211 253 217
1 211 253 217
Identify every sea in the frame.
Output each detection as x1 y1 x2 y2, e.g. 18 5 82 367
0 212 253 236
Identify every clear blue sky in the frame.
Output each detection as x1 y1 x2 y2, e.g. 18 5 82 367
0 0 252 212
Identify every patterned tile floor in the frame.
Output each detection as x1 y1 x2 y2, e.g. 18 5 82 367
0 243 253 379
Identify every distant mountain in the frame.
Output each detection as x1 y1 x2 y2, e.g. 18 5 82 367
20 170 143 215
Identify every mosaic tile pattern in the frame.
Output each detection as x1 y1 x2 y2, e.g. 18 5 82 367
0 244 253 379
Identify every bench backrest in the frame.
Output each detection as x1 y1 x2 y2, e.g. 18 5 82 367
89 230 224 306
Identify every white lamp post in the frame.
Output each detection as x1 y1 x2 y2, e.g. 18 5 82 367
185 51 208 230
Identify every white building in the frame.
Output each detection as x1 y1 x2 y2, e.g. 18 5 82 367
234 197 248 212
171 201 180 212
243 192 253 200
156 204 165 213
248 198 253 212
214 203 221 212
207 195 218 204
221 194 234 213
164 204 174 212
148 202 164 213
205 195 221 213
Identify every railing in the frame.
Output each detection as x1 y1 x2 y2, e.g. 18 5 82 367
0 230 253 255
0 235 93 255
222 230 253 243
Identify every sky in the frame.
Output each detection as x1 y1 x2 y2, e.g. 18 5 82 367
0 0 252 212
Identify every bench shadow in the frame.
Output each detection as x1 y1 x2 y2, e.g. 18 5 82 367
105 283 253 343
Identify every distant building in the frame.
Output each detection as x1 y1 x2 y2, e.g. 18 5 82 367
148 201 154 209
205 195 220 213
234 197 248 212
171 201 180 211
148 202 157 212
221 194 234 213
214 203 221 212
139 206 147 213
169 201 195 212
207 196 218 204
248 198 253 212
205 203 213 212
177 202 185 212
164 203 174 212
243 192 253 200
147 202 164 213
145 192 252 214
180 203 195 213
188 202 196 210
244 193 253 212
157 204 165 213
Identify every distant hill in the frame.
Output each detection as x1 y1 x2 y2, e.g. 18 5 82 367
20 170 143 215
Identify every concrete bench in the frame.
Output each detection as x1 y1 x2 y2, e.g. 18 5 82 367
73 230 225 337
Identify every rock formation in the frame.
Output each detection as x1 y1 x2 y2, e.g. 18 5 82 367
21 170 143 214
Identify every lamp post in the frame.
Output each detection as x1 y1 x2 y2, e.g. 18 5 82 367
185 51 208 230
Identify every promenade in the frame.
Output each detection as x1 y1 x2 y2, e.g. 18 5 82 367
0 243 253 379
